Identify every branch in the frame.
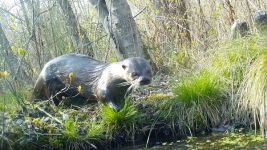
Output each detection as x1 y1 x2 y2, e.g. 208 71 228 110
36 107 63 125
0 7 24 21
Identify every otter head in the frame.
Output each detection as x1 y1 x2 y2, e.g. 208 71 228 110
121 57 152 86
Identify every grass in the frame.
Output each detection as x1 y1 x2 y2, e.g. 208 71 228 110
238 52 267 136
0 92 20 113
207 33 267 87
162 33 267 134
85 121 105 140
172 70 223 130
173 70 222 105
101 98 139 131
140 70 225 135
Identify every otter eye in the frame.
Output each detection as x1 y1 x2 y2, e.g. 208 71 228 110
122 65 127 70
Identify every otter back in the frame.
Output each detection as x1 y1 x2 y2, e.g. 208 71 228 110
32 54 107 105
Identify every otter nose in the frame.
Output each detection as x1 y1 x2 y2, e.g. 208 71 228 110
140 78 151 85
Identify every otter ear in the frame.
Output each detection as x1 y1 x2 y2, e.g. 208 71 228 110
122 64 127 70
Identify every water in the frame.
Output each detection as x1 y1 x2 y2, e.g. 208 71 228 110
116 132 267 150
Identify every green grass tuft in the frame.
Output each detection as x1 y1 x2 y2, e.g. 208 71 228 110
101 98 138 130
168 70 225 131
173 70 222 105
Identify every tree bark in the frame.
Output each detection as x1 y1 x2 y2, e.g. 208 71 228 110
57 0 93 56
0 23 19 75
89 0 145 60
225 0 235 24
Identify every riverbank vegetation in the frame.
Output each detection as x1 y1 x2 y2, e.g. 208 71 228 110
1 0 267 149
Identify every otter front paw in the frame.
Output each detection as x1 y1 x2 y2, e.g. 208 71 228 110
107 101 119 111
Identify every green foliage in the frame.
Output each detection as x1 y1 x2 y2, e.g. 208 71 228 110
63 118 78 140
173 70 222 105
101 98 138 130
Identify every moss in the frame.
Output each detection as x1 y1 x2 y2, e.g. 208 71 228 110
143 93 174 107
161 133 264 149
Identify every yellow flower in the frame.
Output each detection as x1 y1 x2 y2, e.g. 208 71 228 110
77 85 82 93
68 72 74 81
17 47 23 55
0 71 9 78
11 22 17 30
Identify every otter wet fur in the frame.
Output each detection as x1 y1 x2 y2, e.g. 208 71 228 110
32 54 152 110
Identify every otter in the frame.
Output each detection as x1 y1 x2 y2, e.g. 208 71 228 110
32 54 152 110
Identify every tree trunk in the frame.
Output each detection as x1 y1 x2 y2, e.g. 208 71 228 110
0 23 18 75
89 0 145 60
57 0 93 57
225 0 235 24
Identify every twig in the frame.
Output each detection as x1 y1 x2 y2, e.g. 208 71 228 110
85 141 98 149
156 16 206 47
33 132 62 136
133 6 147 18
0 7 24 21
36 107 63 125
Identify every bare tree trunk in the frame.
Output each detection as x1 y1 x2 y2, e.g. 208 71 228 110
57 0 93 57
89 0 145 60
0 23 18 75
225 0 235 24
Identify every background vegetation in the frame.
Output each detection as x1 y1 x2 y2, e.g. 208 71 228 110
1 0 267 149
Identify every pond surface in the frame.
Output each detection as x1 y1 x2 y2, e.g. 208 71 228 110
116 132 267 150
